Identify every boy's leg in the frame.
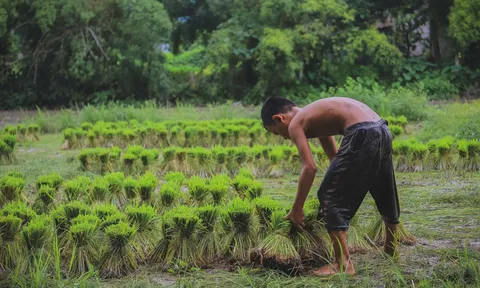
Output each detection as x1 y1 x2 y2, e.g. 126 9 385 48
384 222 398 257
312 230 355 276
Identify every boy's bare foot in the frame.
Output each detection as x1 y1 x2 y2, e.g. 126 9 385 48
312 259 356 276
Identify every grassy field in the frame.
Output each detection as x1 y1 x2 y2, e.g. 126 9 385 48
1 129 479 287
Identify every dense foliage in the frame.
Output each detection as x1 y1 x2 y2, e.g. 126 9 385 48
0 0 479 108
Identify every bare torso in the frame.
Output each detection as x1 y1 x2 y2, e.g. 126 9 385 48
292 97 381 138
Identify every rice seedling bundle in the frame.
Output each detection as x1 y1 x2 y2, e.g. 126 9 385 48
123 177 138 200
64 176 91 201
0 136 16 164
187 176 209 204
267 148 284 178
136 172 158 203
244 180 263 200
90 177 110 202
37 185 55 207
63 201 90 225
161 147 176 171
139 149 159 167
64 220 100 276
27 124 41 141
123 153 137 171
50 206 68 237
213 147 228 174
207 182 229 206
466 140 480 171
0 215 24 272
223 198 258 262
0 175 25 203
196 205 222 263
169 126 181 146
252 210 301 273
183 126 197 147
160 183 180 208
389 125 403 138
93 203 120 222
232 175 252 198
252 196 284 228
100 212 127 231
6 171 24 179
195 148 212 177
121 129 137 146
104 172 125 207
436 137 455 170
21 215 52 253
4 125 17 135
175 148 188 174
125 205 159 262
346 214 370 253
165 171 186 186
385 116 408 128
16 124 27 141
426 139 438 170
158 206 201 265
219 128 229 146
410 143 428 172
366 216 416 246
1 201 37 225
99 221 138 278
396 140 411 171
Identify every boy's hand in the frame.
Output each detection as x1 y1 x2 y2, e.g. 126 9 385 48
284 207 305 229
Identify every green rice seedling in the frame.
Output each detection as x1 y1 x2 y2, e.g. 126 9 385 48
0 215 24 272
136 172 158 204
6 171 24 179
154 124 169 147
161 147 176 172
70 214 100 227
160 183 180 208
126 145 144 157
3 134 17 150
466 140 480 171
123 177 138 201
267 148 285 178
104 129 116 146
27 125 40 141
396 140 411 172
186 148 199 175
37 185 55 208
427 139 438 170
74 129 87 148
125 205 159 263
63 201 90 225
183 126 197 147
196 205 222 263
140 149 159 168
437 137 455 170
121 129 137 147
99 221 138 278
100 212 127 231
78 149 93 171
0 176 25 203
4 125 17 136
237 167 254 179
187 176 209 204
93 203 120 222
245 180 263 200
81 122 93 131
21 215 52 253
137 127 148 145
169 126 181 146
208 182 229 206
223 198 258 262
248 126 262 147
158 206 201 265
123 153 137 173
50 206 68 237
410 143 428 172
197 126 207 147
389 125 403 139
456 140 468 170
234 147 248 171
209 173 231 187
196 148 213 177
346 214 370 253
213 147 229 174
174 148 188 174
252 210 300 274
165 171 186 187
219 128 229 146
386 115 408 128
90 177 109 202
16 124 27 142
0 140 15 164
87 131 96 147
366 216 416 246
232 175 252 198
252 196 284 229
97 148 112 173
64 221 100 276
104 172 125 207
1 201 37 225
63 176 91 202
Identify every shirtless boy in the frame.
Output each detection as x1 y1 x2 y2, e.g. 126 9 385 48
261 97 400 276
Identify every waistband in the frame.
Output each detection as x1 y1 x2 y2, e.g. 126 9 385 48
342 119 388 136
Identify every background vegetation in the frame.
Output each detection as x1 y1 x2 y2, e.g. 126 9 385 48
1 0 479 109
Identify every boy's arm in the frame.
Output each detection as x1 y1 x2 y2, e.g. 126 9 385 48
284 122 317 229
319 136 338 161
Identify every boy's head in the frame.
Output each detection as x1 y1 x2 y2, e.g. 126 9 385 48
261 97 297 139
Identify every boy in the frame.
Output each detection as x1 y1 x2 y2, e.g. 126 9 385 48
261 97 400 276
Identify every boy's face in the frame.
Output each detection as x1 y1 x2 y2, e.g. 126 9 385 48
265 115 290 139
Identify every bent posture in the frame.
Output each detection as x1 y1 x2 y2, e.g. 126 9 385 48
261 97 400 276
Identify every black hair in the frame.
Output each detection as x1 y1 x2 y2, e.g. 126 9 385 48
261 97 296 126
